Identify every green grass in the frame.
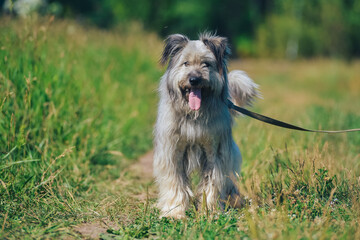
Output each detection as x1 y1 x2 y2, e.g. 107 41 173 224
0 16 161 238
1 17 360 239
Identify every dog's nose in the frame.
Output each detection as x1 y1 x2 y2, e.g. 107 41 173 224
189 77 201 86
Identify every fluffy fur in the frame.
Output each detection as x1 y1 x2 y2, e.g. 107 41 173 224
153 32 259 218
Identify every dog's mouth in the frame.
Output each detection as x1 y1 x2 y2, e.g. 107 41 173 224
181 87 202 111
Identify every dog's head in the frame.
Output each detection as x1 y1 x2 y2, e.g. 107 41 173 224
160 33 230 111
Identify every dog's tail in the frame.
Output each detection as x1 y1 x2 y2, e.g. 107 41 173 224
227 70 260 113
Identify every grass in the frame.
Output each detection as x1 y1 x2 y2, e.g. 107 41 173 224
0 16 161 238
1 16 360 239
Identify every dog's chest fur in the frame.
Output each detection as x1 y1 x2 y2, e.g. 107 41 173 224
175 107 232 145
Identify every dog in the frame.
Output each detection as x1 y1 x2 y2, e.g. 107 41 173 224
153 32 259 218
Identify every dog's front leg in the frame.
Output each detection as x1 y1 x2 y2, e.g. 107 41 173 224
198 141 227 211
199 139 243 211
153 143 192 219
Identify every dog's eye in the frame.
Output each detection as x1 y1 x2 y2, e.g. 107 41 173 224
202 62 210 68
183 61 189 67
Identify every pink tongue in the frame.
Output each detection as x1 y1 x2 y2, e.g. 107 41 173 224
189 88 201 111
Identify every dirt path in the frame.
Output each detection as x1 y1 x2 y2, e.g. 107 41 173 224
74 150 154 239
129 150 154 179
73 220 118 240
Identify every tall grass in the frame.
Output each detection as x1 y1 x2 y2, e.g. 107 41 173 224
0 16 162 238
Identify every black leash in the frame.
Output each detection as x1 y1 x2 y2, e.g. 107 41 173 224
227 100 360 133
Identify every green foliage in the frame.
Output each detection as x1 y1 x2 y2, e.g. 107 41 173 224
36 0 360 58
255 0 360 58
256 15 301 58
235 36 256 57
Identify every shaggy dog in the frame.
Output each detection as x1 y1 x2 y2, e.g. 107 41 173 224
153 33 259 218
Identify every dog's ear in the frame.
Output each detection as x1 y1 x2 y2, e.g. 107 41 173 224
160 34 189 66
200 32 231 73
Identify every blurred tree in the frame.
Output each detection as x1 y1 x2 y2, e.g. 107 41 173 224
345 0 360 57
2 0 359 58
254 0 360 58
